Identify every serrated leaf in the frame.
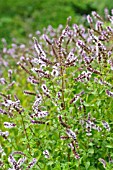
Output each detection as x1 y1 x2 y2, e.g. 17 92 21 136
88 148 94 154
85 161 90 169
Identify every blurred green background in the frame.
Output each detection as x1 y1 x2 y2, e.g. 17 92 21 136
0 0 113 45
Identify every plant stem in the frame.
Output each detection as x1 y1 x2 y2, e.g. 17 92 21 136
20 113 32 155
61 66 65 110
58 36 65 110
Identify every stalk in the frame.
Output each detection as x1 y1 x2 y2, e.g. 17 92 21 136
60 65 65 110
20 113 31 155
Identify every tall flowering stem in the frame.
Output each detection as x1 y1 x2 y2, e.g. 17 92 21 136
20 113 31 155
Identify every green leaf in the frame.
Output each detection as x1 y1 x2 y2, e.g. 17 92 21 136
85 161 90 169
106 145 113 148
88 148 94 154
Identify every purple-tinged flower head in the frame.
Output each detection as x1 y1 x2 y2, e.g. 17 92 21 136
35 30 41 35
70 91 84 104
107 51 112 57
33 37 46 60
31 120 48 125
26 158 37 169
19 44 25 49
11 43 17 48
94 78 112 87
46 25 56 37
51 69 59 77
66 51 76 63
87 66 101 75
41 84 50 97
58 24 63 31
39 62 47 70
2 99 14 107
8 154 18 169
0 130 9 139
7 48 15 56
4 122 16 128
68 143 74 150
67 16 71 23
32 94 42 112
75 71 92 82
2 98 20 108
87 15 93 24
0 108 8 115
68 141 80 159
31 57 39 65
8 69 13 82
98 30 109 41
73 150 80 159
41 84 48 92
66 128 76 140
61 26 69 38
30 110 49 119
73 24 79 33
86 122 92 136
95 42 99 57
76 40 84 49
108 59 113 70
111 9 113 15
8 151 26 170
31 68 50 78
47 25 53 32
88 120 102 132
43 34 52 45
108 15 113 24
107 26 113 33
58 115 70 128
81 51 91 65
14 95 21 106
43 150 50 158
85 113 102 135
106 90 113 97
7 81 15 89
8 69 12 75
3 47 7 53
102 121 110 131
98 158 106 168
88 29 98 42
0 78 7 84
92 11 103 21
95 21 103 32
67 29 73 38
20 56 25 61
104 8 109 19
57 91 61 99
27 76 39 85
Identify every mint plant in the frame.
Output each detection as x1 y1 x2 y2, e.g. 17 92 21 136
0 10 113 169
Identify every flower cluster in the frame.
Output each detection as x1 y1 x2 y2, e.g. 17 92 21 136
0 130 9 139
4 122 16 128
43 150 50 158
8 151 37 170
